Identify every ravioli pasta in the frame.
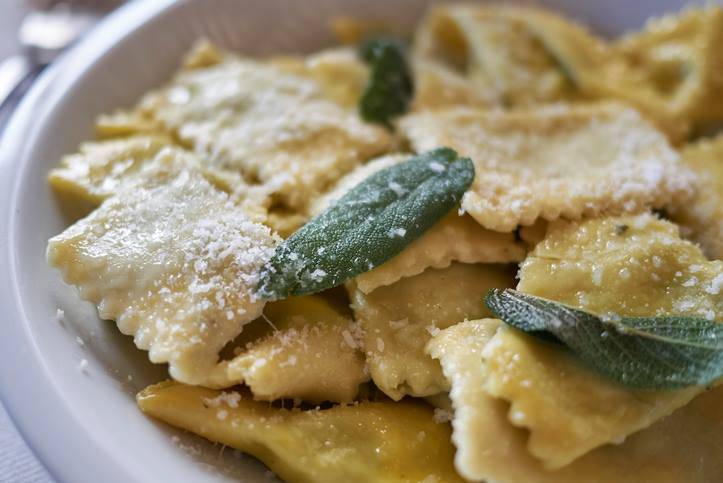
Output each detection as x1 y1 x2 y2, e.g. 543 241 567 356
137 42 392 214
138 381 463 483
482 326 702 469
349 263 515 400
668 134 723 260
517 213 723 320
414 5 576 107
48 159 277 385
428 320 723 483
400 104 692 231
207 296 368 403
45 4 723 482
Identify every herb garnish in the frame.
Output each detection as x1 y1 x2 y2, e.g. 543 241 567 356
257 148 474 299
485 288 723 390
358 37 414 127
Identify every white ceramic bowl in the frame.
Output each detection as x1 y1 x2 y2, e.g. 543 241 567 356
0 0 716 481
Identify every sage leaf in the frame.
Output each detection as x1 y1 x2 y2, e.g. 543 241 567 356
258 148 474 299
485 288 723 390
358 37 413 126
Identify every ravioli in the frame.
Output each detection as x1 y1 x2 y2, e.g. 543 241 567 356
605 7 723 140
300 48 370 108
414 5 575 107
137 47 392 213
348 262 515 400
400 104 693 232
137 381 464 483
48 135 172 214
47 164 278 385
312 155 525 294
355 213 525 294
95 110 163 139
517 213 723 321
428 319 723 483
207 296 368 403
669 135 723 260
411 59 497 111
482 326 701 469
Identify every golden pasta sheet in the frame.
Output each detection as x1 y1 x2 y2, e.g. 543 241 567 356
428 319 723 483
400 104 693 232
138 45 392 212
312 154 525 294
355 213 525 294
95 110 163 139
411 59 498 111
49 140 250 222
669 135 723 260
47 164 278 385
414 5 576 107
518 213 723 320
207 296 368 403
606 7 723 138
137 381 463 483
348 263 515 400
48 135 171 207
482 326 701 469
300 47 370 109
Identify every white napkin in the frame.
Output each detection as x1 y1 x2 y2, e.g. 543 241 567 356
0 402 51 483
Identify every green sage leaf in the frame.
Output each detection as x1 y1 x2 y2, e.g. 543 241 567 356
358 37 413 126
258 148 474 299
485 288 723 390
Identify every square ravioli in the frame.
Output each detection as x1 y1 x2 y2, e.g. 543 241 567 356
138 381 464 483
138 46 392 213
481 325 702 469
207 296 368 403
414 5 576 107
348 262 515 400
400 103 694 232
48 164 278 385
517 213 723 320
428 319 723 483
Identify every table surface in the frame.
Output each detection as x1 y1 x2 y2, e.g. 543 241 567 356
1 1 55 481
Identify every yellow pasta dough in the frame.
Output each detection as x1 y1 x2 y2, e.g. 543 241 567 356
482 326 701 469
607 7 723 137
415 5 575 107
400 103 693 232
411 59 497 111
48 163 278 385
428 319 723 483
94 110 163 139
518 213 722 320
206 296 368 403
349 263 515 400
137 47 392 213
355 213 524 294
137 381 464 483
48 135 171 209
669 135 723 260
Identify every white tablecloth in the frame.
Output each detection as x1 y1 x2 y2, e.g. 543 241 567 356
0 402 51 482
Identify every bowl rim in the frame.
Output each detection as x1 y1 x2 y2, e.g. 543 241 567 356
0 1 177 482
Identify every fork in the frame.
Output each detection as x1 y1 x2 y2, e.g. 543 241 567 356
0 0 122 129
